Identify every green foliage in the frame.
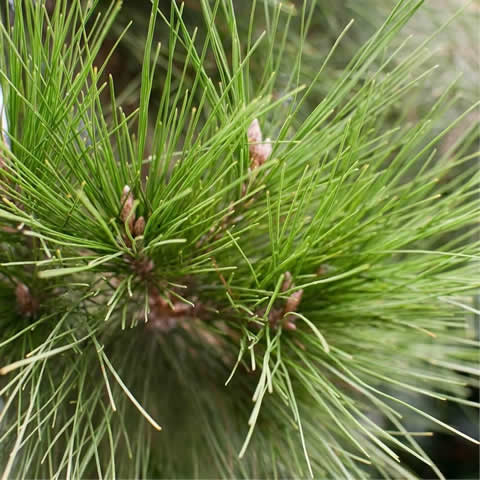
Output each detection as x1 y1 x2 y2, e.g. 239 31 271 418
0 0 478 478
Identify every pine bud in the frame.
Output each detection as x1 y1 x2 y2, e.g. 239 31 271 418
247 118 272 170
251 141 272 169
15 283 38 316
133 216 145 237
120 185 135 232
281 271 293 292
247 118 262 144
284 289 303 314
247 119 273 169
284 320 297 331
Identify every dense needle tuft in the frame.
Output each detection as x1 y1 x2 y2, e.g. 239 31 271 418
0 0 478 479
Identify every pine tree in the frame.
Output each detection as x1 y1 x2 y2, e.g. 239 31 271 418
0 0 478 478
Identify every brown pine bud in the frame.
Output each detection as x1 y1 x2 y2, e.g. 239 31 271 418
250 140 272 169
16 283 38 317
133 216 145 237
281 271 293 292
247 119 273 169
247 118 262 145
284 289 303 314
120 185 135 232
284 320 297 331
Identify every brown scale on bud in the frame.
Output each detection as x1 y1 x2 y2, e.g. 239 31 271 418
147 289 199 333
281 281 304 331
126 256 154 281
284 289 303 314
133 216 145 237
247 119 272 169
120 185 135 233
250 141 272 169
284 272 303 312
15 283 39 317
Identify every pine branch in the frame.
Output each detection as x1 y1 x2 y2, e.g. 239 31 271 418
0 0 478 478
